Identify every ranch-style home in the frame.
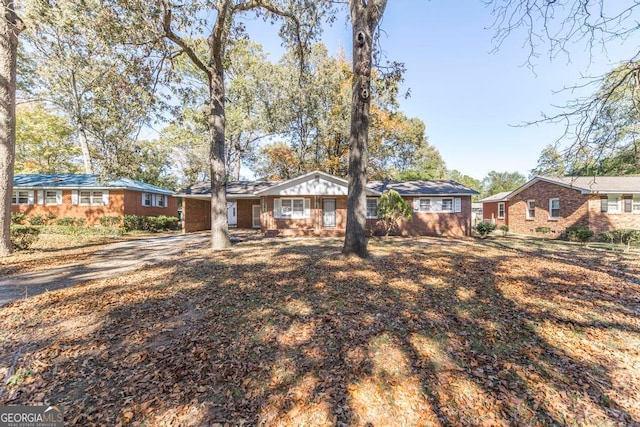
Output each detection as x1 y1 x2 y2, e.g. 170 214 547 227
481 176 640 238
478 191 511 227
177 170 479 237
11 174 179 225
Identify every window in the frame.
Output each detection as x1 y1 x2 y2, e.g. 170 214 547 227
44 190 62 205
142 192 153 207
12 190 31 205
624 197 632 213
607 196 621 213
79 190 105 205
156 194 166 208
278 198 309 219
498 202 505 219
633 197 640 213
414 197 461 213
526 200 535 219
366 198 378 218
549 198 560 219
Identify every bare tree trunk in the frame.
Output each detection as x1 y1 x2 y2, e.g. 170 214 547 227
0 0 20 256
342 0 387 258
77 125 94 174
209 69 231 249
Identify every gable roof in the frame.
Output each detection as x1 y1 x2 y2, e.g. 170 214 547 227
13 174 175 195
367 180 479 196
478 191 511 203
508 176 640 198
177 171 479 198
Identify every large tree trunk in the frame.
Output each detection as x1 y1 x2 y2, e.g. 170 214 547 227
209 68 231 249
77 124 94 174
0 0 20 256
342 0 386 258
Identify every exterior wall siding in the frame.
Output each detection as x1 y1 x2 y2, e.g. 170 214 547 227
507 181 590 238
400 196 473 237
235 199 261 229
587 195 640 235
11 189 178 226
182 198 211 233
481 201 508 226
261 195 348 236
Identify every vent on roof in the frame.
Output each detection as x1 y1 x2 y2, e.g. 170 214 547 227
52 178 63 182
315 173 319 182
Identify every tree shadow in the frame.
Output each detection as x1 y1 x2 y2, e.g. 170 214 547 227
0 237 638 425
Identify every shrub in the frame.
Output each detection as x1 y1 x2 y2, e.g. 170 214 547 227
10 225 40 250
56 216 85 227
535 227 551 234
28 214 46 226
375 190 413 236
475 221 496 238
123 215 143 232
11 212 26 224
124 215 180 233
566 227 594 244
45 213 57 224
499 224 509 237
39 225 123 236
100 216 122 227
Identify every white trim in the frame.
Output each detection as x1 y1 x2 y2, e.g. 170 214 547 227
252 205 261 228
275 197 310 219
12 190 33 205
497 202 505 219
255 170 381 196
366 197 378 219
43 189 62 206
413 197 455 213
548 198 560 219
79 190 107 206
526 200 535 220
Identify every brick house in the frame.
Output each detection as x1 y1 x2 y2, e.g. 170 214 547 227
11 174 178 225
177 170 479 237
478 191 510 227
485 176 640 238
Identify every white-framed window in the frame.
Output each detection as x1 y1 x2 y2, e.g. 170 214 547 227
414 197 461 213
275 198 310 219
142 192 153 207
498 202 505 219
623 196 633 213
633 196 640 213
366 198 378 219
43 190 62 206
12 190 33 205
607 196 621 213
78 190 106 206
549 198 560 219
526 200 535 219
156 194 166 208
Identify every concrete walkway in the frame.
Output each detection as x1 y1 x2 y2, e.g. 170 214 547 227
0 233 210 307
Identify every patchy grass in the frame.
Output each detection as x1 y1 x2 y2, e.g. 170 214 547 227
0 236 639 426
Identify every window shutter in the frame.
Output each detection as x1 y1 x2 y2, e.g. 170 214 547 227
56 190 63 205
37 190 44 205
413 198 420 212
304 198 310 218
600 197 608 213
454 198 462 213
102 190 109 206
72 190 79 205
28 190 35 205
274 199 281 219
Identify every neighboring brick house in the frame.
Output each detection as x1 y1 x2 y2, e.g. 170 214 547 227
486 176 640 238
478 191 510 227
11 174 178 225
177 170 479 237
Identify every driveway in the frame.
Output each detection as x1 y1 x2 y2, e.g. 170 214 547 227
0 233 211 307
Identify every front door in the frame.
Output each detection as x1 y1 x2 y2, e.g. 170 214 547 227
252 205 261 228
227 201 237 226
322 198 336 227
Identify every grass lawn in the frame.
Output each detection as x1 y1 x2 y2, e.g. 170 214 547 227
1 235 639 426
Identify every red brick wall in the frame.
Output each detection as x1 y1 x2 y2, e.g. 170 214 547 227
182 198 210 233
481 201 508 226
587 196 640 235
235 199 261 229
398 196 473 237
123 190 178 218
261 196 348 236
507 181 590 238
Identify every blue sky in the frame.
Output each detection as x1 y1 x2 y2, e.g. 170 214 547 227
237 1 639 181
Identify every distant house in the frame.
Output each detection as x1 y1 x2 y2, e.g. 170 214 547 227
478 191 511 227
481 176 640 238
177 170 479 237
11 174 178 225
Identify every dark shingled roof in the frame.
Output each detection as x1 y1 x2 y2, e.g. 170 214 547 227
177 180 278 196
367 180 479 196
13 174 174 195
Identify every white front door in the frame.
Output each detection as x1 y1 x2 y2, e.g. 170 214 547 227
227 201 237 226
252 205 261 228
